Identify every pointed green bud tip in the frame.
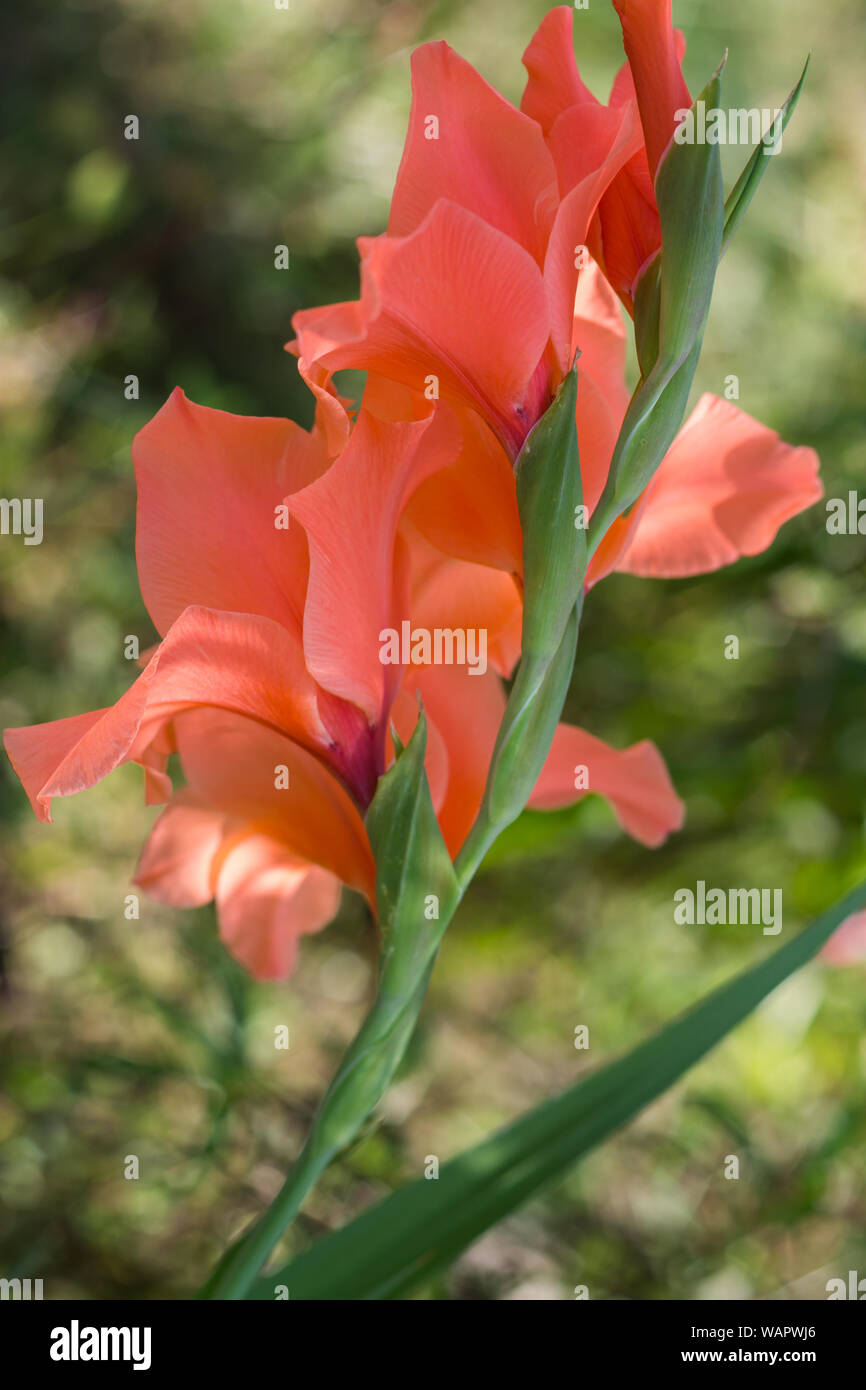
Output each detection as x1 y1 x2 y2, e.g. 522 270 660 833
722 52 810 252
515 364 585 664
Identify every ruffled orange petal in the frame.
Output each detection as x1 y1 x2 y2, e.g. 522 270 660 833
389 41 558 264
520 6 599 131
529 723 684 846
292 200 552 458
134 389 326 639
215 836 341 980
289 407 460 727
611 0 691 178
169 707 375 901
410 664 506 856
616 395 823 579
135 794 230 906
4 605 328 821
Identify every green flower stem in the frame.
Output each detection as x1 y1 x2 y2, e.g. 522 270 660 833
200 957 440 1300
200 369 592 1301
455 602 583 891
197 41 809 1294
201 602 586 1300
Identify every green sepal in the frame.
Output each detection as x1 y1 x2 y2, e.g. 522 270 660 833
366 705 459 970
633 251 661 380
514 365 585 664
485 603 579 829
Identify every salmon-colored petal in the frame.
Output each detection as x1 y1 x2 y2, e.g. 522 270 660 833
520 6 598 132
362 373 431 424
141 743 173 805
295 353 353 457
4 707 122 823
139 790 345 981
612 0 690 177
285 315 355 458
404 403 523 574
291 200 552 459
290 407 460 727
591 29 684 308
574 370 628 518
585 496 648 589
360 377 522 577
410 664 506 856
616 395 823 579
406 527 523 679
571 259 631 512
170 708 375 901
3 605 331 822
389 42 558 264
214 835 341 980
547 96 639 201
135 794 231 906
592 150 660 310
821 911 866 967
134 389 327 639
609 26 686 112
287 298 364 396
528 724 684 847
135 605 328 758
544 100 641 369
573 259 630 421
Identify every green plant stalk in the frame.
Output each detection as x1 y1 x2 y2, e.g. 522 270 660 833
201 604 583 1300
454 600 582 890
200 958 438 1299
201 711 460 1299
200 369 590 1302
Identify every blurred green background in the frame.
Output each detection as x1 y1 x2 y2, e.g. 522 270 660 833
1 0 865 1300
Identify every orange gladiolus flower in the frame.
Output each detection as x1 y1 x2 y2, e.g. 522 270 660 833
4 5 822 981
290 3 820 589
4 388 684 979
290 23 643 460
4 394 448 977
334 257 821 593
290 1 695 464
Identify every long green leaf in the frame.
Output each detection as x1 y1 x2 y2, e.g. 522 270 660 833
251 878 866 1299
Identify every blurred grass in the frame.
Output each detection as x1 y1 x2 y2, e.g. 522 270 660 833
1 0 865 1300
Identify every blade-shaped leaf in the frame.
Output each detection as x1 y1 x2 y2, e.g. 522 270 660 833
252 878 866 1300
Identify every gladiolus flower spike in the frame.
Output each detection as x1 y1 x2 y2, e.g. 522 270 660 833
4 4 828 1302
